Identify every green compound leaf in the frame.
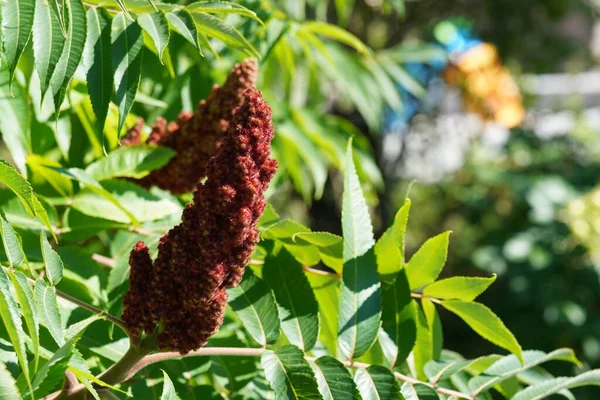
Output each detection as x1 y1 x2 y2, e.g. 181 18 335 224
227 268 280 347
261 345 321 400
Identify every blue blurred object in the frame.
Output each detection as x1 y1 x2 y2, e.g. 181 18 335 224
382 19 483 135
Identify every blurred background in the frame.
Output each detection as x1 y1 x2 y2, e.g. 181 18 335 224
253 0 600 395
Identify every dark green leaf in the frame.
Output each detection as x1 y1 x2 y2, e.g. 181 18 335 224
1 0 35 83
380 269 416 368
32 0 66 98
354 365 403 399
83 7 113 135
263 246 319 351
261 345 321 400
51 0 87 110
227 268 280 347
112 12 144 136
310 356 360 400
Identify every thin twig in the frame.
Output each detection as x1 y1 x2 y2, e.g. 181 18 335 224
411 292 443 304
92 254 115 268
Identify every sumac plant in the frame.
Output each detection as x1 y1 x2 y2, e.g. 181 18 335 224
0 0 599 400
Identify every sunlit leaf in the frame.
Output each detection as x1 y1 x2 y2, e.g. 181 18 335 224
40 231 64 285
261 345 321 399
8 270 39 370
405 232 450 290
35 279 65 347
468 349 580 396
338 140 381 360
309 356 360 400
32 0 66 99
85 145 176 181
423 276 497 301
354 365 403 399
0 268 30 389
0 215 26 268
161 370 182 400
442 300 522 363
227 268 280 347
138 11 170 63
263 246 319 351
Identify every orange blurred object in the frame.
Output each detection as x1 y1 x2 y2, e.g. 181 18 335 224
444 43 525 128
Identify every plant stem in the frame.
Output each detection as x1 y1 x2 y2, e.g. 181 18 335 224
125 347 265 381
